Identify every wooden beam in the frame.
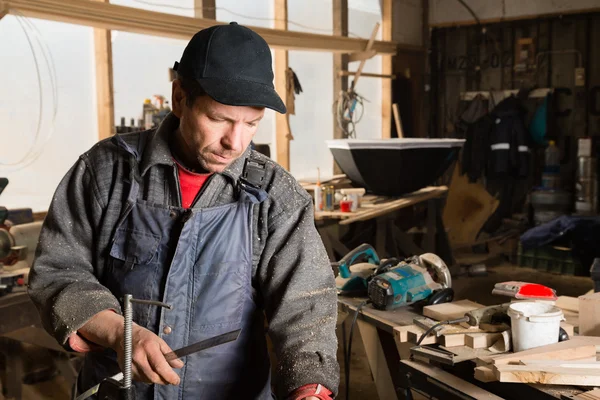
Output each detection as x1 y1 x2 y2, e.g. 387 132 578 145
274 0 289 171
429 7 600 28
4 0 403 54
349 23 380 91
348 49 376 62
194 0 215 20
338 71 395 79
93 0 114 141
381 0 393 139
332 0 348 174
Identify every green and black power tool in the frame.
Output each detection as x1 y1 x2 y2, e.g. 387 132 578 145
334 244 453 310
368 253 453 310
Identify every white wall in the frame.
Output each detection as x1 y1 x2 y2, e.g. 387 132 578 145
1 0 391 210
0 16 96 211
430 0 600 26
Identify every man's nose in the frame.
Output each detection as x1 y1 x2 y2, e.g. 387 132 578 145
221 122 244 151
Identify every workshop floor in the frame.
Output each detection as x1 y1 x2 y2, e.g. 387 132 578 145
10 263 594 400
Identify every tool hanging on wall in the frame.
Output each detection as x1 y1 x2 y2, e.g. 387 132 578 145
333 23 380 138
284 67 302 141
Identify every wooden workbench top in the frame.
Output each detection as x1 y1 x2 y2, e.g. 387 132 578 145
315 185 448 225
337 296 421 333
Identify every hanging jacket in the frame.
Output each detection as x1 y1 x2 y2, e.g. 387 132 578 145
487 96 530 179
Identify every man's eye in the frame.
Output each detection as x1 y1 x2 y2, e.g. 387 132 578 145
247 122 257 127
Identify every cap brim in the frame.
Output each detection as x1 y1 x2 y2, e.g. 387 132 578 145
197 77 287 114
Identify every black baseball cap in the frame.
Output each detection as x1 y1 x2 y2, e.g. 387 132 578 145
173 22 286 114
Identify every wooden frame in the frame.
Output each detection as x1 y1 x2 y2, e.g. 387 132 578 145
381 0 393 139
332 0 348 174
274 0 290 170
93 0 114 141
3 0 403 54
194 0 215 20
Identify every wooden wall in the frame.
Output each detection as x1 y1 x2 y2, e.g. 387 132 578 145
430 12 600 186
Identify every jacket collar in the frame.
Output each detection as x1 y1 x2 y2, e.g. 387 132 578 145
139 112 250 182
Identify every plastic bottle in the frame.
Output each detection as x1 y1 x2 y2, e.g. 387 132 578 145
542 140 560 189
314 168 323 212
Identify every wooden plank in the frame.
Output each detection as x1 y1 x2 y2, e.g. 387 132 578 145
92 0 114 141
338 186 448 225
423 300 484 322
579 292 600 336
520 358 599 367
556 296 580 313
474 366 497 383
494 364 600 386
492 337 600 366
402 360 504 399
338 71 395 79
332 0 348 174
393 324 416 343
194 0 215 19
466 333 502 349
392 103 404 138
348 49 376 62
381 0 392 139
349 23 380 91
575 389 600 400
429 7 600 28
561 322 575 337
443 163 500 246
407 326 436 345
441 333 465 347
6 0 405 54
274 0 289 171
357 320 398 400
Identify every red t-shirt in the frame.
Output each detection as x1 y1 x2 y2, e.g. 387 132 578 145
174 159 211 208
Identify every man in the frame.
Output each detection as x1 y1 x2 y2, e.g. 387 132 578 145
29 22 339 399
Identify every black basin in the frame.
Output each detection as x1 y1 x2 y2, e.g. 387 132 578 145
327 139 465 196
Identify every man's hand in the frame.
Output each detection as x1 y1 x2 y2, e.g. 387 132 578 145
115 324 184 385
78 310 183 386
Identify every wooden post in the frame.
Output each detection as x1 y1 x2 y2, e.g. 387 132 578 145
93 0 114 141
194 0 215 20
333 0 348 173
381 0 393 139
274 0 290 170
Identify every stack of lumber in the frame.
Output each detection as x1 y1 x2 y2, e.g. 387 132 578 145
394 300 511 349
474 336 600 386
394 300 573 350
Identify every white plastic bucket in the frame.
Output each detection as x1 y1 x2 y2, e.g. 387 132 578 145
508 301 565 352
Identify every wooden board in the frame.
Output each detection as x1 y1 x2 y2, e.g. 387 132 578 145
332 0 348 175
274 0 290 171
93 0 114 141
381 0 392 139
561 322 575 337
579 292 600 336
7 0 406 54
442 163 500 246
402 360 504 399
466 333 502 349
441 333 466 347
474 366 497 383
556 296 580 313
574 389 600 400
423 300 484 321
492 337 600 366
495 364 600 386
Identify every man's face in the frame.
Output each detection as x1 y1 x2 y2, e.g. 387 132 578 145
172 80 265 173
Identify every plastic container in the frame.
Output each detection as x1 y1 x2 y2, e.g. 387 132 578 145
508 301 564 352
542 140 560 189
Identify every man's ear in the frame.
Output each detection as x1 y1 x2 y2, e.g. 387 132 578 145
171 79 185 118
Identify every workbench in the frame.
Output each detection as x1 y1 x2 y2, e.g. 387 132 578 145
0 290 79 398
314 186 453 263
337 296 591 400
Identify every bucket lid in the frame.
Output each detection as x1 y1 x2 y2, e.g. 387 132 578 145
508 301 564 323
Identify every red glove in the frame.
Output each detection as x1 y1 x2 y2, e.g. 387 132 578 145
287 384 333 400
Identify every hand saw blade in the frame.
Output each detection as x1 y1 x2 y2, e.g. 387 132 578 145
76 329 241 400
164 328 241 361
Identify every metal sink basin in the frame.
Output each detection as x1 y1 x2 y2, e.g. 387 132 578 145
326 139 465 196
